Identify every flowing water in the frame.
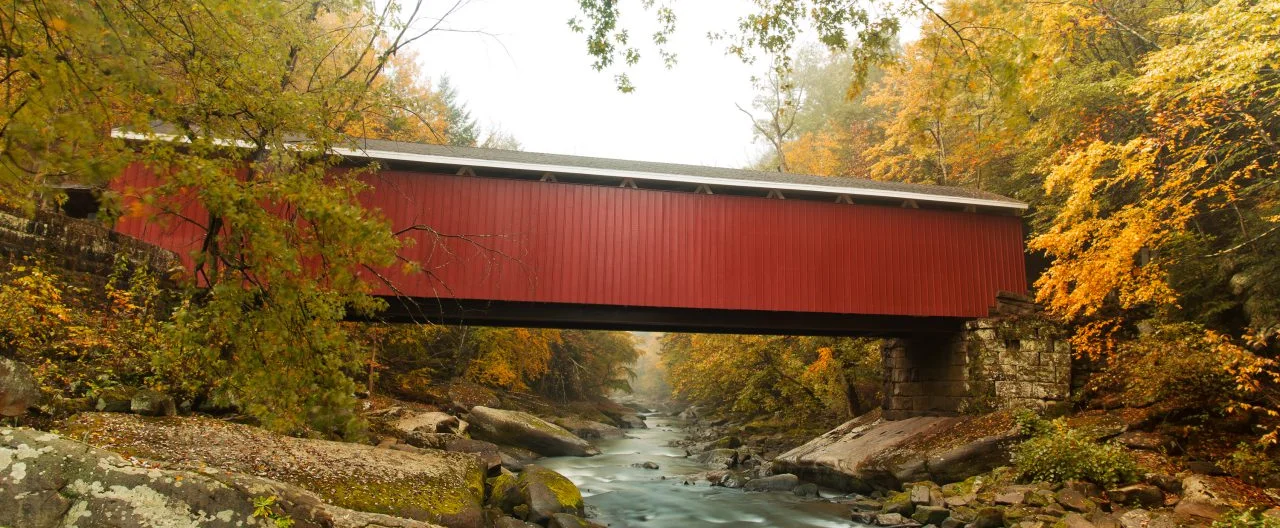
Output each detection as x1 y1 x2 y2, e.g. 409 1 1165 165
539 414 854 528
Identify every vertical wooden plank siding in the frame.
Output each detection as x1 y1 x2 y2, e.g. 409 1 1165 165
111 165 1026 318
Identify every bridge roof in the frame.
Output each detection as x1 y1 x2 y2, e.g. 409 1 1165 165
337 139 1027 212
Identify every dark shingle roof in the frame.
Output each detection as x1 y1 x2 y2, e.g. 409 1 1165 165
340 138 1026 211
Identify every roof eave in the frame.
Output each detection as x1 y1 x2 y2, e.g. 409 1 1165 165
335 146 1030 212
110 130 1028 212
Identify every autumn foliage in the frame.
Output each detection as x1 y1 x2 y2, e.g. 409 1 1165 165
759 0 1280 442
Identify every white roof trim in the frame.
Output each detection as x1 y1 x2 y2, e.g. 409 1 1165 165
111 130 1027 211
336 146 1027 211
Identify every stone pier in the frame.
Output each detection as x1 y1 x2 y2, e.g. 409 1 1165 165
881 315 1071 420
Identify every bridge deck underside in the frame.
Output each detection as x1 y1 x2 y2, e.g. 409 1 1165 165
371 297 967 336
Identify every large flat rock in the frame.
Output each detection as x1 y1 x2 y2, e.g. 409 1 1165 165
67 413 487 528
467 406 599 457
0 426 442 528
773 410 1016 492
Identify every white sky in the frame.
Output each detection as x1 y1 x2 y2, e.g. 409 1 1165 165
408 0 769 168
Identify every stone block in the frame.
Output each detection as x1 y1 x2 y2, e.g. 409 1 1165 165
888 396 917 411
890 368 916 383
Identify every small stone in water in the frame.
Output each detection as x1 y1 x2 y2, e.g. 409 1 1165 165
632 461 660 470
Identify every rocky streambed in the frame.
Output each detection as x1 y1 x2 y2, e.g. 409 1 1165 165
539 413 852 527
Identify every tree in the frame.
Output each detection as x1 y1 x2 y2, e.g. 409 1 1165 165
1029 0 1280 441
660 333 880 430
0 0 473 437
435 76 480 147
739 67 804 172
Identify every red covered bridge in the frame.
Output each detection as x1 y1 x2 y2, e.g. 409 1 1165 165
112 139 1028 335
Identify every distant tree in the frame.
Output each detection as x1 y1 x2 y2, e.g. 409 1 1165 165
436 76 480 147
660 333 880 429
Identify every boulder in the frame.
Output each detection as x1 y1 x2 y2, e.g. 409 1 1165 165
721 472 749 488
1184 460 1226 475
875 513 919 527
910 483 933 504
632 461 660 470
1063 480 1104 498
95 388 134 412
467 407 599 457
883 491 917 515
850 498 885 512
551 416 624 440
971 507 1005 528
547 513 607 528
794 482 820 497
395 411 464 435
1118 509 1177 528
912 506 950 525
493 517 540 528
616 413 647 429
1088 513 1122 528
1106 484 1163 508
129 389 176 417
499 445 541 472
0 427 443 528
1113 431 1177 453
0 357 39 416
489 465 585 525
1173 475 1235 521
742 473 799 492
995 488 1027 505
773 411 1016 493
710 435 743 449
695 448 739 469
402 432 503 472
1062 513 1096 528
67 413 485 528
1055 488 1095 513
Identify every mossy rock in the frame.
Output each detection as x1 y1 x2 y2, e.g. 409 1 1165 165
972 507 1005 528
1003 505 1037 526
710 435 742 449
882 490 916 515
66 412 488 527
491 465 585 524
943 476 981 497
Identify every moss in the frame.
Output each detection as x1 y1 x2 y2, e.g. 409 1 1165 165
710 436 742 449
487 472 517 508
309 475 481 522
882 490 916 515
943 475 981 497
524 466 583 511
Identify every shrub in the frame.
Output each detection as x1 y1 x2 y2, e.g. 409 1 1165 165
1221 442 1280 487
1011 419 1139 487
0 257 165 400
1213 509 1280 528
1091 322 1237 410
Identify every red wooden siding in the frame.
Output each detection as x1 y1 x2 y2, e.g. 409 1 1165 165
112 164 1026 318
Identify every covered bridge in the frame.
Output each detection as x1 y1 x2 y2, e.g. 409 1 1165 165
112 139 1028 335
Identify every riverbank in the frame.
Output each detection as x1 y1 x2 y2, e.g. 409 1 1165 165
669 403 1280 528
0 390 642 527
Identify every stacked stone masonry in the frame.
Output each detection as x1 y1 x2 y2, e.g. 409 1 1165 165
882 316 1071 420
0 206 180 280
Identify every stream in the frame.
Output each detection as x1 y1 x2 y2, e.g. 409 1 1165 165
539 414 855 528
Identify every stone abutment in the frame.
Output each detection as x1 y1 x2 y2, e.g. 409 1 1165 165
881 315 1072 420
